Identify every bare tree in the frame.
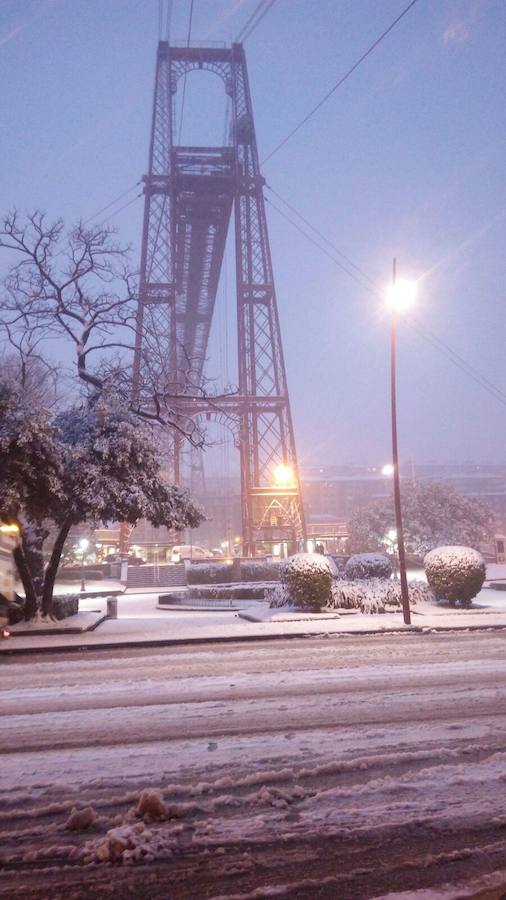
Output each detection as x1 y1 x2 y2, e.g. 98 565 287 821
0 210 235 446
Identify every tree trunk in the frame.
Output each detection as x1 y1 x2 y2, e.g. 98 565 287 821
12 543 38 620
42 520 73 617
22 525 46 597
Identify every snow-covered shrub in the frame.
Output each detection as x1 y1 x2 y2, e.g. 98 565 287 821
329 577 431 614
280 553 334 611
186 562 233 584
329 579 386 613
186 559 281 585
189 584 269 600
52 594 79 620
241 560 281 582
329 580 366 610
380 579 431 607
360 595 386 615
269 566 435 616
406 580 435 606
345 553 392 581
424 545 486 608
266 583 292 608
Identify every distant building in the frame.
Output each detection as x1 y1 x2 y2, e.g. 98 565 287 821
301 463 506 536
90 463 506 559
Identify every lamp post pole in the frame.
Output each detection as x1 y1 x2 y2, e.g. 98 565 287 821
80 549 86 593
390 258 411 626
79 538 89 593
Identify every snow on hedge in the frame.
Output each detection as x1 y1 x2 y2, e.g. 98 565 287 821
280 553 335 611
329 578 433 613
269 572 434 615
424 545 486 608
345 553 392 581
187 560 281 585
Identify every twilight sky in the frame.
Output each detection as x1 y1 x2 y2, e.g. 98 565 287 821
0 0 505 471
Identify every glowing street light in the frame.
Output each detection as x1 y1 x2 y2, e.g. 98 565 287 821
385 277 417 314
0 523 20 534
385 259 417 626
382 463 394 477
273 463 295 488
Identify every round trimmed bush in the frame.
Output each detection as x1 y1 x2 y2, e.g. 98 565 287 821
280 553 334 611
424 545 486 608
345 553 392 581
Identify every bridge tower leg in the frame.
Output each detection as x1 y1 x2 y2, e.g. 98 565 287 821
132 42 306 556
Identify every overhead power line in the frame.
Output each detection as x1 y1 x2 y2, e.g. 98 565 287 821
158 0 173 41
408 321 506 407
178 0 195 143
266 184 376 286
165 0 173 41
262 0 420 165
235 0 277 43
81 181 142 229
235 0 267 41
95 190 143 228
49 188 142 264
265 187 506 409
265 194 376 294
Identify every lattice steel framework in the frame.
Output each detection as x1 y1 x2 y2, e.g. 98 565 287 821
132 42 305 554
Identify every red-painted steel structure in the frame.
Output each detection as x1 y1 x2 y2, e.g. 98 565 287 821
132 42 305 555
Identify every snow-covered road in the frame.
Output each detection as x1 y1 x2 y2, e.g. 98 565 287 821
1 632 506 898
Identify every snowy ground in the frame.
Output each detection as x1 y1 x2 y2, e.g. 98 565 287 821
1 632 506 898
3 583 506 653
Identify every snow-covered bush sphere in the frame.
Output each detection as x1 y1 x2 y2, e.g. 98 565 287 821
424 546 486 608
345 553 392 581
280 553 334 611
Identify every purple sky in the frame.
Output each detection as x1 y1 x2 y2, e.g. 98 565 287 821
1 0 505 471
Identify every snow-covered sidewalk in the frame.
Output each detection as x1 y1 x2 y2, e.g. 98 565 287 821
2 585 506 654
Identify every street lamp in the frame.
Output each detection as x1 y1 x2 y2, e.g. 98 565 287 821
79 538 89 592
273 463 295 488
385 259 417 625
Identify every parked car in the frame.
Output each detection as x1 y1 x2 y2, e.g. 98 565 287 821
171 545 208 562
105 554 146 567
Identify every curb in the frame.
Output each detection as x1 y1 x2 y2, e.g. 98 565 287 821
2 621 506 656
5 614 107 638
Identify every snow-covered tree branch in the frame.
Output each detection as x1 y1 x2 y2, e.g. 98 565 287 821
346 480 495 557
0 211 237 447
0 382 204 620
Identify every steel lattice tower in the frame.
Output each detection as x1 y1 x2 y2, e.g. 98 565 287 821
132 42 306 555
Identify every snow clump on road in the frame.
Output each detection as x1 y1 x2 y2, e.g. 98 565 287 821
82 821 176 864
65 805 98 832
135 788 166 819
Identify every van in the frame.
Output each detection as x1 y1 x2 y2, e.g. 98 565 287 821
171 545 209 562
